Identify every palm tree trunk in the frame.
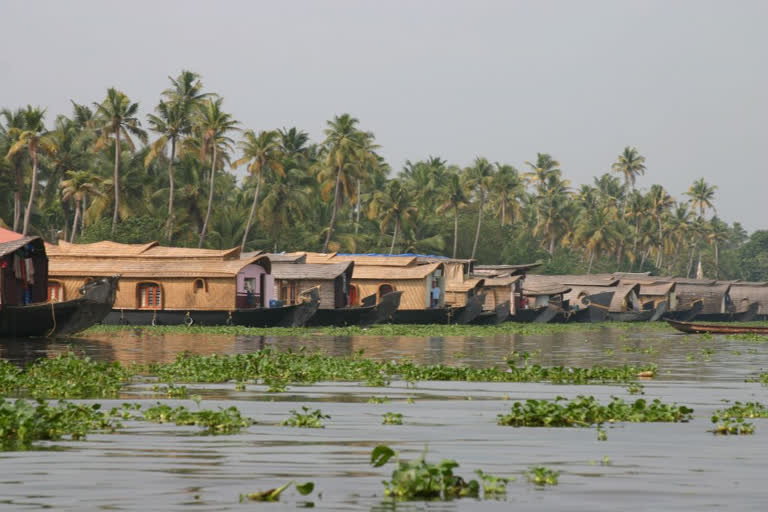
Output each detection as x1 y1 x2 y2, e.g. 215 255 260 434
240 170 262 252
452 206 459 258
471 192 484 260
199 143 217 248
13 167 22 232
548 236 556 255
714 243 719 279
657 216 664 269
70 199 81 243
355 179 361 236
616 241 624 271
111 130 121 236
686 243 695 278
22 149 38 236
389 219 399 255
587 251 594 273
501 199 506 226
166 137 176 243
82 194 88 236
322 166 342 252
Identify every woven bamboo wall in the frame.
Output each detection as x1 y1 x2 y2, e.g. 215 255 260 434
54 276 237 310
675 283 728 314
352 278 430 309
482 285 513 312
729 284 768 314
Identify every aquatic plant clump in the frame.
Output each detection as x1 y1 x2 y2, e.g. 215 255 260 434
0 352 132 399
147 349 656 387
370 445 510 500
0 398 120 450
526 466 560 486
281 406 330 428
497 395 694 427
709 401 768 435
140 403 254 434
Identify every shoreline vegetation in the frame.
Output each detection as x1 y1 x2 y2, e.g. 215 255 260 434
2 71 767 280
79 321 768 338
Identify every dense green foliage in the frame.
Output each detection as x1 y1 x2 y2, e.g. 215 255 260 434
0 353 131 398
0 398 118 449
497 396 693 427
281 406 330 428
1 71 762 278
139 403 253 434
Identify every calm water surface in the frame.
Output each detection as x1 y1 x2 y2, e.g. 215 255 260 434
1 327 767 511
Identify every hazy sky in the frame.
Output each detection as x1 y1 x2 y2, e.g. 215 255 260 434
1 1 766 231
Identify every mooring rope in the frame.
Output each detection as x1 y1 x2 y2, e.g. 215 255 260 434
45 301 57 338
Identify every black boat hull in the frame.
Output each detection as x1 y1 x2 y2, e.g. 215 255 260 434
306 291 402 327
0 276 119 338
691 302 759 323
472 301 511 325
391 294 485 325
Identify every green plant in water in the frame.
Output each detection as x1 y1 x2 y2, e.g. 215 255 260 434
140 403 253 434
596 426 607 441
710 401 768 435
625 382 645 395
240 481 314 502
367 396 390 404
370 445 481 500
281 406 330 428
527 466 560 486
474 469 512 496
151 383 189 398
497 396 693 427
0 398 120 450
382 412 403 425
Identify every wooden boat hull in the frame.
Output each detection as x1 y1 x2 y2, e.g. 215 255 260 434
692 302 759 323
306 291 403 327
606 309 656 322
663 300 704 322
472 301 511 325
551 306 593 323
667 319 768 335
0 276 119 338
103 288 319 328
391 293 486 325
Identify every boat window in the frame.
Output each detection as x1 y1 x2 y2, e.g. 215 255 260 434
378 284 394 301
193 278 207 292
47 281 64 303
138 283 163 309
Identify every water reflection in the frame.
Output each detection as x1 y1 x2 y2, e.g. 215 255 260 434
1 328 766 382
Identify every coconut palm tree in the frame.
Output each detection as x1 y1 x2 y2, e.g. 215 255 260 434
524 153 561 194
146 100 193 242
463 157 496 260
707 217 730 278
685 178 717 217
5 106 57 235
163 70 210 105
573 205 620 273
91 88 147 235
318 114 370 252
436 172 469 258
259 168 313 251
1 108 28 231
194 98 239 248
533 175 571 255
647 184 674 268
368 178 417 254
490 163 524 226
59 170 102 242
611 146 646 197
233 129 285 251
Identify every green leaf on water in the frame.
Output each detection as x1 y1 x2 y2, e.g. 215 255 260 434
371 444 396 467
295 482 315 495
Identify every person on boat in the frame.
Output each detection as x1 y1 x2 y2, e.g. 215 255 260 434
431 281 441 308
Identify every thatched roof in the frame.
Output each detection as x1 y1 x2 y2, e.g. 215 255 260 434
475 263 541 275
0 236 43 258
636 281 675 296
332 254 418 266
352 262 442 280
483 274 523 287
674 281 731 313
446 277 485 292
523 284 571 297
49 254 270 278
608 282 640 312
525 274 618 287
48 240 243 260
271 261 352 280
265 253 307 264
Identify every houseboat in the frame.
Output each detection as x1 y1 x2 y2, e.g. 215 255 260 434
264 257 402 326
46 241 318 327
0 229 117 337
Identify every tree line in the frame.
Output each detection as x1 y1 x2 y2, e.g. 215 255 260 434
1 70 766 280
